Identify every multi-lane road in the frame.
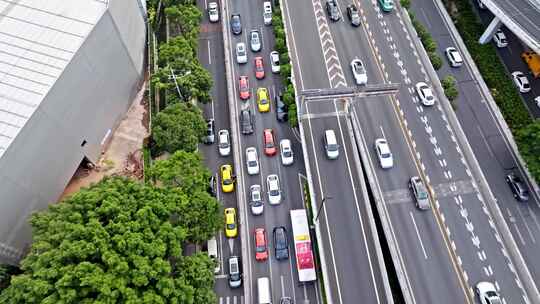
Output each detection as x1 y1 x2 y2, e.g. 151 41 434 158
196 0 540 302
411 0 540 294
198 0 322 302
283 0 534 303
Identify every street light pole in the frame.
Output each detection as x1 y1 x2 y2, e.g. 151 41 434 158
314 195 333 222
168 68 192 101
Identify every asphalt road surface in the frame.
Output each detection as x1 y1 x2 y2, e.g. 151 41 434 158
199 0 322 302
411 0 540 295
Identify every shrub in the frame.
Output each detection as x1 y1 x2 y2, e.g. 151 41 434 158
400 0 411 9
441 75 459 101
428 51 443 70
288 104 298 128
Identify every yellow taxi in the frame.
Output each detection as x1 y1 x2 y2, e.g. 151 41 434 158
220 164 235 193
256 87 270 113
224 208 238 238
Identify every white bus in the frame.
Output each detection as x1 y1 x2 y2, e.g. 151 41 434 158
290 209 317 282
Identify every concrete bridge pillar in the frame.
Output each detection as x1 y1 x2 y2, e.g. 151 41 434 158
479 16 502 44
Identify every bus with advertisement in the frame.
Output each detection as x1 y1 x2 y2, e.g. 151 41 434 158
290 209 317 282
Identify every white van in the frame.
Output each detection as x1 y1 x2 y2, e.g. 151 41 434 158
324 129 339 159
257 277 272 304
207 237 220 274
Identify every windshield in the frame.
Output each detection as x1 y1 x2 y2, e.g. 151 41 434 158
248 160 257 167
227 223 235 230
283 150 292 157
252 192 261 201
223 179 232 185
417 189 428 199
327 144 338 151
270 189 279 196
219 141 228 148
256 245 266 252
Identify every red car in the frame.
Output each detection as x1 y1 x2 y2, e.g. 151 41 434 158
254 228 268 261
239 76 250 100
263 128 277 156
254 57 265 79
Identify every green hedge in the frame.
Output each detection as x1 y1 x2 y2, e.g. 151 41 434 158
273 8 298 127
442 0 531 130
408 12 443 70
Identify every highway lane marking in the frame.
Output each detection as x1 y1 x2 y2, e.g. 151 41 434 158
208 40 212 65
287 254 298 304
304 101 345 304
332 99 382 304
222 0 255 297
280 275 285 300
515 205 536 244
409 211 428 259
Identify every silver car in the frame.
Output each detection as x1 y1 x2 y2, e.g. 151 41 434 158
250 184 264 215
236 42 247 64
250 30 262 52
409 176 430 210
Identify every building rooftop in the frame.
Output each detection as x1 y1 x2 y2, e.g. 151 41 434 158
0 0 108 158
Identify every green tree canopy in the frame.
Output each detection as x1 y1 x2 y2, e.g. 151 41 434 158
516 120 540 181
148 151 221 243
158 36 195 66
149 151 210 194
152 102 206 154
0 177 217 303
165 5 202 46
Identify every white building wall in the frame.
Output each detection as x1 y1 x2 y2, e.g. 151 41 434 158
0 4 146 265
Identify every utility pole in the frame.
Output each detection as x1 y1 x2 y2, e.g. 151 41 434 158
314 195 333 222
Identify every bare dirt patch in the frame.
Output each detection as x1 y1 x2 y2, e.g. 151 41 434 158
60 83 150 200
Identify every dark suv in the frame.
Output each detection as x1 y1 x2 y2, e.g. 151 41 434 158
506 173 529 202
240 109 254 135
203 119 215 144
326 0 340 21
347 4 360 26
275 94 288 122
230 14 242 35
273 226 289 260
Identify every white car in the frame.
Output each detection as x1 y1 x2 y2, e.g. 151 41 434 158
476 281 501 304
270 51 280 73
266 174 281 205
250 30 262 52
535 96 540 109
493 29 507 48
374 138 393 169
208 2 219 23
351 58 367 85
246 147 260 175
280 139 294 166
263 2 273 25
511 71 531 93
250 184 264 215
415 82 436 106
444 47 463 67
236 42 247 64
218 129 231 156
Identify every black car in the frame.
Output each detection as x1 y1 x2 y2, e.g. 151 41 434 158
203 119 215 144
275 94 288 122
326 0 340 21
273 226 289 260
506 173 529 201
346 4 361 26
240 109 254 135
208 175 217 197
280 297 293 304
230 14 242 35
